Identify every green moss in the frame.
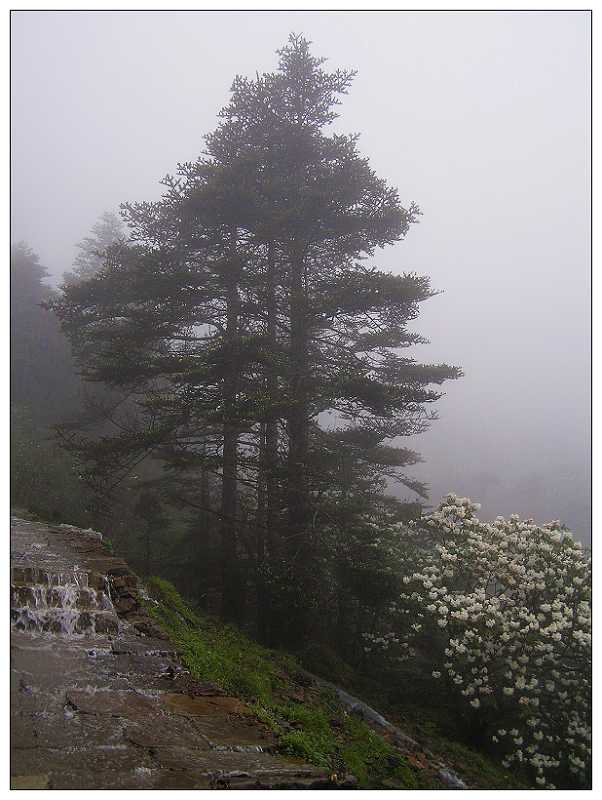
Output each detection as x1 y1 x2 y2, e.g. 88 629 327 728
274 702 341 770
248 702 281 733
147 576 199 626
279 729 336 768
340 715 424 788
145 576 285 704
250 699 418 786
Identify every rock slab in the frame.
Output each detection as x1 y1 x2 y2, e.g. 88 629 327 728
10 515 336 790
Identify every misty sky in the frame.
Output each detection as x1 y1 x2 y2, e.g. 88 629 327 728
11 11 591 541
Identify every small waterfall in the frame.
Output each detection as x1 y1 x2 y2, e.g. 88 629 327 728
11 567 120 637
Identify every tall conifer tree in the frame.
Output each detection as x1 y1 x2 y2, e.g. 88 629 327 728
50 35 461 642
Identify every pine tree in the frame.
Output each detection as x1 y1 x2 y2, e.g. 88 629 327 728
63 211 126 285
49 35 461 645
11 242 81 425
196 34 461 640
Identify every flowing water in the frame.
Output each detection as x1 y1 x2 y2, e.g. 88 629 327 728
10 515 337 790
11 566 118 636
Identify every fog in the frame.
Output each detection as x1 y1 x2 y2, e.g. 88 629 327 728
11 10 591 541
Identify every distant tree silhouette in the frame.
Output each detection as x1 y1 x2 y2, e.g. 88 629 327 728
63 211 126 285
11 242 80 425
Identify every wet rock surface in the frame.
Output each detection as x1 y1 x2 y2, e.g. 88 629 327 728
10 515 333 790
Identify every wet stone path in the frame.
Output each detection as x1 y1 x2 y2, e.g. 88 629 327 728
10 516 333 789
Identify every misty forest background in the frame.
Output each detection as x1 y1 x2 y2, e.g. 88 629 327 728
11 28 591 790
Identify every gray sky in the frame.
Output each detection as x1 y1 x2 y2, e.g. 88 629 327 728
11 11 591 541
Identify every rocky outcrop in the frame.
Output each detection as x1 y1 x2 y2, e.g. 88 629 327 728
10 515 350 790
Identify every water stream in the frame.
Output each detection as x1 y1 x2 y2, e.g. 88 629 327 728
11 567 120 637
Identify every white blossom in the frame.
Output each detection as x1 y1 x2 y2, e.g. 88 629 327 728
365 495 591 788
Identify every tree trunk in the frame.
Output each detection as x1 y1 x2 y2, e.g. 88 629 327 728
285 242 312 645
197 446 210 609
220 230 242 623
262 241 280 644
265 241 279 563
144 525 151 577
255 423 268 642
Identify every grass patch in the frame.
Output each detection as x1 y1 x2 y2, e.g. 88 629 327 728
341 714 419 788
277 704 338 768
249 695 429 787
146 576 288 703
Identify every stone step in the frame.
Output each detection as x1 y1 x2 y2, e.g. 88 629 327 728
10 763 353 791
135 747 342 789
11 608 119 636
11 566 110 593
11 585 112 612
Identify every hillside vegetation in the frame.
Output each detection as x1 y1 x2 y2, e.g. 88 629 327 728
144 576 526 790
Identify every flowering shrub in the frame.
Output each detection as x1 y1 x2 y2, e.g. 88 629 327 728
364 494 591 788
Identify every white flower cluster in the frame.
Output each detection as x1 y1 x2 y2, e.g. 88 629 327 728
367 494 591 789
